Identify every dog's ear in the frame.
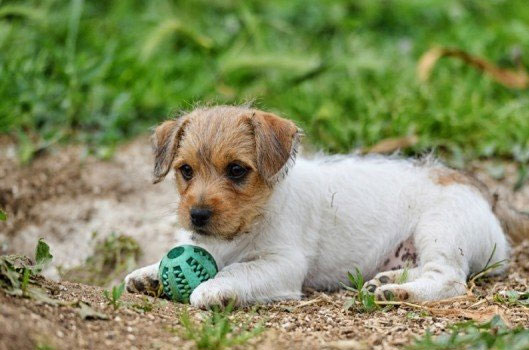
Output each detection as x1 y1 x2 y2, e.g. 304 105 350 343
250 111 300 180
152 117 189 184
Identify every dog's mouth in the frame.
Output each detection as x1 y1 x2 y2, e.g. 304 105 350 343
190 225 245 241
194 228 211 236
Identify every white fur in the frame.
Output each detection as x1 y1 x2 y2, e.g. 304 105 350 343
125 153 509 307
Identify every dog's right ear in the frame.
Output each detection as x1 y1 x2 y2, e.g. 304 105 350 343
151 117 189 184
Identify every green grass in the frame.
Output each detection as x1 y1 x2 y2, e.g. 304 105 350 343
0 238 55 301
409 315 529 350
178 303 263 350
494 290 529 308
1 0 529 163
103 282 125 310
343 268 393 313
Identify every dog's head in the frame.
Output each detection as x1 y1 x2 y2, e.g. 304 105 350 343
152 106 300 240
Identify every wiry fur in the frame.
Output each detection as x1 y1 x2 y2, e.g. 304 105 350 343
125 105 525 308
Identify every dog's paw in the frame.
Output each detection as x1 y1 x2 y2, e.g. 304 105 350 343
190 279 238 309
373 284 411 301
124 265 160 296
362 271 399 293
362 269 414 301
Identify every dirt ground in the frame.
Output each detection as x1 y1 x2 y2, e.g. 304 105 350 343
1 136 529 350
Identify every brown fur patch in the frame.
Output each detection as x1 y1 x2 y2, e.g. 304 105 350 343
152 106 299 240
152 118 190 183
431 168 493 204
249 111 299 180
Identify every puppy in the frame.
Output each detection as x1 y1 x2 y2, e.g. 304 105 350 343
125 105 528 308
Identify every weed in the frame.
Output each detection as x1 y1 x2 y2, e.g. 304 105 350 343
494 290 529 308
131 296 155 313
36 344 55 350
468 244 507 288
103 282 125 310
396 265 410 284
342 268 390 313
178 302 263 350
408 315 529 350
34 238 53 273
0 239 54 300
61 233 140 286
0 209 6 221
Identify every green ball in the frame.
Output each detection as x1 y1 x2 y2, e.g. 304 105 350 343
158 245 218 303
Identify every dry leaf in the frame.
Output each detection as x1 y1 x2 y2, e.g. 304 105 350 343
426 306 509 324
365 135 419 154
77 302 109 320
418 47 529 89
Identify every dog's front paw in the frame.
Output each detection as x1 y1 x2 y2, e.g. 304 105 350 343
190 279 238 309
124 265 160 296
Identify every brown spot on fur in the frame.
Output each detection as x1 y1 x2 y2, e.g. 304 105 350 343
395 243 403 258
401 252 412 262
431 168 493 205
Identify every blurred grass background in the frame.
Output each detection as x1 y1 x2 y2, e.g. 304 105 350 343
1 0 529 164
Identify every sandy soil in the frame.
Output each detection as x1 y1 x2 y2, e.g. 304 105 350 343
0 136 180 278
1 136 529 350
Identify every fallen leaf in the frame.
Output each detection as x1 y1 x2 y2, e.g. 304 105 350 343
27 285 61 306
418 47 529 89
426 306 509 325
77 301 109 320
365 135 419 154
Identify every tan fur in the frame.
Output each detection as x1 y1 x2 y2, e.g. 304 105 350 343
432 168 493 204
250 111 299 179
151 105 299 240
432 168 529 243
152 118 189 184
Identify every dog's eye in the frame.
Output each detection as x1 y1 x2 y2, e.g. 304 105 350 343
226 163 248 181
179 164 193 181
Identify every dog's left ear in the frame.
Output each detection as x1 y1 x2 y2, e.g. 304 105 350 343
151 117 189 184
250 111 300 181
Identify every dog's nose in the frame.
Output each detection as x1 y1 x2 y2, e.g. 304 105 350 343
190 208 212 227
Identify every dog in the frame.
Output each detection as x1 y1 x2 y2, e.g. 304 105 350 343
125 105 529 308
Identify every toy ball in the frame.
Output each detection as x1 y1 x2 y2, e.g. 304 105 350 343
158 244 218 303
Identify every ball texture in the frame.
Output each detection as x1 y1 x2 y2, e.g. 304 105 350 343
158 245 218 303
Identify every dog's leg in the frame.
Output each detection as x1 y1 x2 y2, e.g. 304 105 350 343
370 201 508 302
124 262 160 295
372 268 468 302
190 254 307 309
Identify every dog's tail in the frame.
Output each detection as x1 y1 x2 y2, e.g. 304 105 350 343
493 194 529 243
